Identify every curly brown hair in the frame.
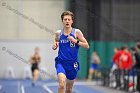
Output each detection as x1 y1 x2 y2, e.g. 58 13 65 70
61 11 74 21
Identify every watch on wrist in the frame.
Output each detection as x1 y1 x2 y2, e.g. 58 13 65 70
76 40 79 44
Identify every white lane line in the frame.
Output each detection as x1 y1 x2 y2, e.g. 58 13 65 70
0 85 2 91
21 85 25 93
43 85 54 93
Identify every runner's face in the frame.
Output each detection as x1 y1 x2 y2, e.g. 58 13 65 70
62 15 73 28
35 48 39 55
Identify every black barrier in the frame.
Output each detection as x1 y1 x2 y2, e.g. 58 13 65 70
136 69 140 92
100 68 110 86
101 67 140 92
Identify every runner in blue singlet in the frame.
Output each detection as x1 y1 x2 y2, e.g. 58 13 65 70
52 11 89 93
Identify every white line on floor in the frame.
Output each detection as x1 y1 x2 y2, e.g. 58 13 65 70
21 85 25 93
0 85 2 91
43 85 54 93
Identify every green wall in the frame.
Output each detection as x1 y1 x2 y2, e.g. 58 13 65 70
77 41 135 79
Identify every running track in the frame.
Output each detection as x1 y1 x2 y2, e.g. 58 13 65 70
0 79 126 93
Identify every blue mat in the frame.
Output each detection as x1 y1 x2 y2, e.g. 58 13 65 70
0 79 105 93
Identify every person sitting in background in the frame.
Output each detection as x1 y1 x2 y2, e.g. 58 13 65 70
113 45 133 90
111 47 120 72
113 45 132 70
109 47 119 88
87 51 100 81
